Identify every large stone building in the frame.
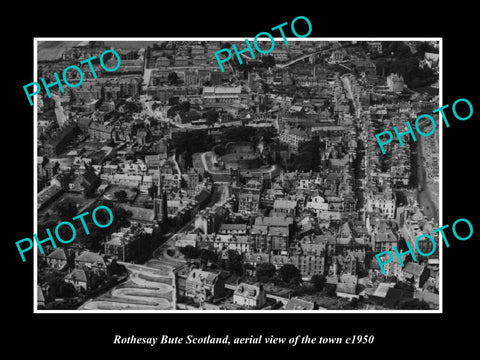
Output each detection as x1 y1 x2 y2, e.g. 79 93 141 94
43 121 79 157
185 268 225 304
202 86 242 104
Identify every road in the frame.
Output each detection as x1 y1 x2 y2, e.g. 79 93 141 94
78 184 231 311
341 74 362 118
79 262 175 310
151 183 229 265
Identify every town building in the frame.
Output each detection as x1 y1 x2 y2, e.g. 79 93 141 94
233 283 267 309
185 268 225 304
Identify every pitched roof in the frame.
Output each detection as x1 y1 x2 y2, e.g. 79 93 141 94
385 287 414 302
255 216 293 227
235 283 263 300
413 290 439 305
403 262 425 277
78 117 93 127
187 268 219 285
372 283 392 298
269 226 289 237
47 247 67 260
336 283 357 295
219 223 247 232
81 167 99 185
195 189 211 204
273 199 297 209
244 252 269 263
65 269 89 283
75 251 106 265
250 225 268 234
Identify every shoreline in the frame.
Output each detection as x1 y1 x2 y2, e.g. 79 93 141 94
416 136 439 223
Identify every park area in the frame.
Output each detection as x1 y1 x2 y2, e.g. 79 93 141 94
102 185 139 203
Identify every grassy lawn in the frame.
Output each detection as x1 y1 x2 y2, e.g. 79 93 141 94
103 185 138 203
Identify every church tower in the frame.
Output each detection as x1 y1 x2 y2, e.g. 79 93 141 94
154 166 167 224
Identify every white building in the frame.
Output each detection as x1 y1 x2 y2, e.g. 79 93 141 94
233 283 266 308
279 128 310 150
367 191 396 219
386 73 405 93
202 86 242 103
175 233 198 248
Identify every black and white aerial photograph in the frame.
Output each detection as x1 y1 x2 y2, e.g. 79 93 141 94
34 39 440 311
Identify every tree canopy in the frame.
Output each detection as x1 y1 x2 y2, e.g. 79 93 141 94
277 264 302 284
290 140 325 172
223 250 244 276
395 298 430 310
179 245 200 260
221 126 256 144
372 42 438 89
199 248 218 265
54 199 78 221
205 109 219 127
261 55 276 68
310 274 327 291
114 190 128 201
168 72 179 85
255 262 276 281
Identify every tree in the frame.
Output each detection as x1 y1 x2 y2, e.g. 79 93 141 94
83 229 103 252
168 72 179 85
128 233 154 263
277 264 301 284
292 140 325 172
180 101 191 112
225 250 244 276
221 126 256 143
212 145 226 157
84 186 96 198
415 41 437 56
55 222 76 243
168 96 180 106
47 277 76 298
54 199 78 220
205 109 219 127
114 190 128 202
62 282 76 298
148 184 157 200
310 274 327 291
255 262 276 280
100 202 132 230
261 55 276 68
180 245 200 260
108 259 126 276
254 127 277 143
89 272 104 291
325 285 337 297
199 248 218 266
395 298 430 310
